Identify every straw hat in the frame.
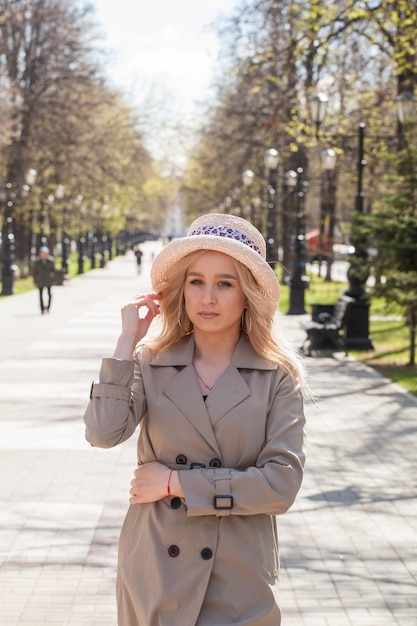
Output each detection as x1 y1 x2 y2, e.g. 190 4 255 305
151 213 280 315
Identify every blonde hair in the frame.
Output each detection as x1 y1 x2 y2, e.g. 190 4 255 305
147 250 305 387
232 260 305 386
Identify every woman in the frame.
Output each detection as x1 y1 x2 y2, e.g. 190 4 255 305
84 213 306 626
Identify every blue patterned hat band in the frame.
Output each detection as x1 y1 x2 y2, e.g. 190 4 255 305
189 225 262 255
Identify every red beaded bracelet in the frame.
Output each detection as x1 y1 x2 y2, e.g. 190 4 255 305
167 469 173 496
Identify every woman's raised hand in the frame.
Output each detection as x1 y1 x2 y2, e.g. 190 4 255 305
113 293 161 360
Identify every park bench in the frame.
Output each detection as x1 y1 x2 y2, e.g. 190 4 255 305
301 295 355 357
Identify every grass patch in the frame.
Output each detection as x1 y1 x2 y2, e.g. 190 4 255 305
278 272 347 313
9 276 36 296
350 319 416 396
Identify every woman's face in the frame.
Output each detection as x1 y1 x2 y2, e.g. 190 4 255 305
184 251 247 337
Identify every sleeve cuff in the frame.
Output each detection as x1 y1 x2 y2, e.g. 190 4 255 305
90 382 130 402
99 357 134 385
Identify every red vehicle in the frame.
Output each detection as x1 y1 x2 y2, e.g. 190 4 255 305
305 227 329 262
306 228 354 262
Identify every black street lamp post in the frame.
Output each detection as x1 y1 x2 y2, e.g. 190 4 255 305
107 235 113 261
100 233 107 268
89 202 98 269
345 122 368 297
343 122 374 350
344 94 416 350
241 170 263 231
37 198 49 250
55 184 68 275
90 233 97 269
62 231 69 273
286 168 310 315
100 204 109 269
1 183 16 296
77 235 85 274
74 195 85 275
1 168 37 296
264 148 279 269
320 148 337 281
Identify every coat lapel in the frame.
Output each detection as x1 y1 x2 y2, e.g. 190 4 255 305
150 334 276 450
151 336 220 453
204 366 251 426
206 336 276 425
164 364 220 453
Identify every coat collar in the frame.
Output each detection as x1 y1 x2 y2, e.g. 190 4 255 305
148 335 276 455
150 333 276 371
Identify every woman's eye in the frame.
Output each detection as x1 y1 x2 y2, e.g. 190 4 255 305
187 278 233 287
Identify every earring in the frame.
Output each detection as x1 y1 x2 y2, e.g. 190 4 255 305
178 311 193 334
246 310 252 335
178 311 184 331
242 309 252 335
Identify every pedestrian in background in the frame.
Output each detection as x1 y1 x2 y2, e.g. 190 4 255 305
134 247 143 274
33 246 56 314
84 213 306 626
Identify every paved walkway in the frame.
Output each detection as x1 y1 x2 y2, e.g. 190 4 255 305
0 243 416 625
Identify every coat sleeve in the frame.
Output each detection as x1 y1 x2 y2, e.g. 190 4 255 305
179 370 306 518
83 356 147 448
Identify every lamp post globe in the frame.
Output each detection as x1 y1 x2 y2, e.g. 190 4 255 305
264 148 279 171
242 169 255 188
321 148 337 172
309 93 329 139
396 92 416 124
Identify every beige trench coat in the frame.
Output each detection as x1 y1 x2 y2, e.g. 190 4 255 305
84 334 306 626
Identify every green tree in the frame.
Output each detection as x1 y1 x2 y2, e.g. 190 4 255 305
0 0 164 277
0 0 102 263
359 141 417 366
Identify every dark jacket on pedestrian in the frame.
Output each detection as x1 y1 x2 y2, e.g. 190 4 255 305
33 256 56 287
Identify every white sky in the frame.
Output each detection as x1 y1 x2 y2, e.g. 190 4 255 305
93 0 240 117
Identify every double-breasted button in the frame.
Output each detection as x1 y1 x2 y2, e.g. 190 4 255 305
176 454 187 465
200 548 213 560
168 545 180 558
170 497 182 510
209 458 222 468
